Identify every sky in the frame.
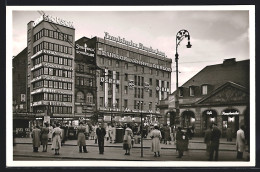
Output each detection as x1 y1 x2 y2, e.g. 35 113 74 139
10 6 252 92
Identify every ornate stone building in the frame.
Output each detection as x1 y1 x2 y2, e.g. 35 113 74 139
158 58 249 137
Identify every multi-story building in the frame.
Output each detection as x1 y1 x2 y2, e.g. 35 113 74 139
158 58 249 137
13 16 172 129
27 14 75 121
84 33 172 124
74 37 97 122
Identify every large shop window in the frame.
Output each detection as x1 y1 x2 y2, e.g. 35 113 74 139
182 111 195 128
202 110 217 130
222 109 240 137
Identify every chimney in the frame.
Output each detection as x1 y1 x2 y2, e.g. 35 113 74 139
223 58 236 65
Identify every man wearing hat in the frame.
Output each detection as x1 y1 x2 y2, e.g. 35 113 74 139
96 123 106 154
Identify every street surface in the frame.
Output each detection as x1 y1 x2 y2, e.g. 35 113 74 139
13 137 250 161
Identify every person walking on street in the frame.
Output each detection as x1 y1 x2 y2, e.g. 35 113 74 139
123 123 133 155
77 122 88 153
51 123 62 155
31 125 41 152
111 125 116 143
236 125 246 159
226 126 233 141
150 125 162 157
164 124 171 145
176 127 186 158
209 123 221 161
204 124 212 156
40 122 49 152
96 123 106 154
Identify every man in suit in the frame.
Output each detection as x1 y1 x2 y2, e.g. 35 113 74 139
209 123 221 161
96 123 106 154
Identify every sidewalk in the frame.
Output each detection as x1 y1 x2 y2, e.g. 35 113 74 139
14 137 238 151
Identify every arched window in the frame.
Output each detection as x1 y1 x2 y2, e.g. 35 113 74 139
86 93 93 104
76 91 84 102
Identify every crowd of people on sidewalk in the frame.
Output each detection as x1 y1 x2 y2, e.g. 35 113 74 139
29 121 248 160
204 123 248 161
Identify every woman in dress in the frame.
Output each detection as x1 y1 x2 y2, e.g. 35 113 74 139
41 122 49 152
150 125 162 157
123 123 133 155
51 122 62 155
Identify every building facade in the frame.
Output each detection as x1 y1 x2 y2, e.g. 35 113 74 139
27 14 75 120
158 58 249 137
74 37 97 122
85 33 172 124
13 15 172 128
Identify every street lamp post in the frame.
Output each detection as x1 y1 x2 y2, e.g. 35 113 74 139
140 101 143 157
175 30 192 126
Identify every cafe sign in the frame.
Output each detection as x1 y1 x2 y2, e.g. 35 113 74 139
222 111 239 115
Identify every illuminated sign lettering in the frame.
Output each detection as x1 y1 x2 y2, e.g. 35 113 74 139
104 32 165 57
33 14 74 29
98 50 172 72
222 111 239 115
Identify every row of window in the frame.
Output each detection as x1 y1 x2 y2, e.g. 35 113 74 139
33 80 72 90
99 58 171 78
33 67 72 78
98 98 153 110
99 97 119 108
33 41 73 55
76 91 94 104
98 43 167 65
33 54 72 66
76 76 94 87
179 85 208 97
76 64 94 74
34 28 73 43
33 106 72 114
33 93 72 102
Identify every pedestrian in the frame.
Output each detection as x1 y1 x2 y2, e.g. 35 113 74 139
31 125 41 152
48 124 54 142
51 122 62 155
150 125 161 157
209 123 221 161
94 123 98 144
107 124 112 143
85 123 90 140
175 127 186 158
96 123 106 154
159 124 165 143
111 124 116 143
226 126 232 141
77 122 88 153
123 123 133 155
236 125 246 159
41 122 49 152
204 124 213 156
164 124 171 145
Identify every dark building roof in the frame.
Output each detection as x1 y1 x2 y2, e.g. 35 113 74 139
181 58 249 90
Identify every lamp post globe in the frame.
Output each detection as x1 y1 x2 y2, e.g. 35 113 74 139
175 29 192 127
